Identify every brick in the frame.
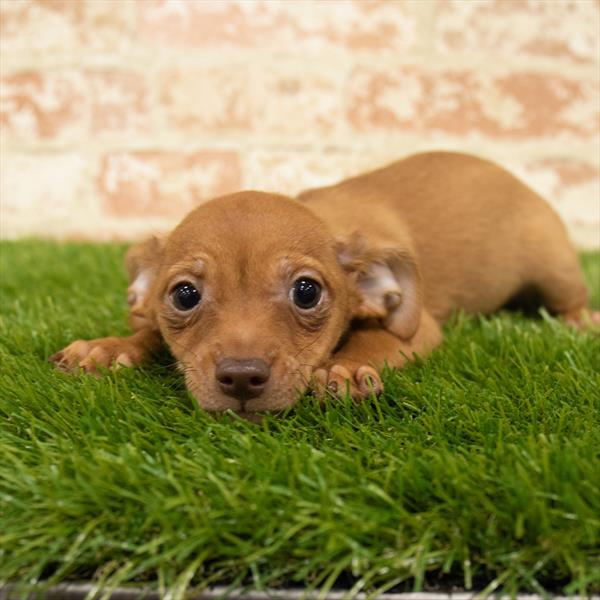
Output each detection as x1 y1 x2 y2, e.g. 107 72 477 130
159 65 343 139
0 70 85 141
511 157 599 206
138 0 417 52
0 69 150 142
510 158 600 249
158 67 254 133
252 67 343 138
1 0 597 249
87 70 150 136
346 66 599 140
246 149 599 249
244 150 376 197
433 0 600 65
98 151 242 218
0 151 97 238
0 0 134 58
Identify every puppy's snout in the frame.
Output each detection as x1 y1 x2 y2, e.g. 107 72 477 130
215 358 271 402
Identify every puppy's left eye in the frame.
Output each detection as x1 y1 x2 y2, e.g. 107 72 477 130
171 282 201 311
291 278 322 309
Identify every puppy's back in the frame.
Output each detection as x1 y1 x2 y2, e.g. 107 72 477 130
300 152 583 321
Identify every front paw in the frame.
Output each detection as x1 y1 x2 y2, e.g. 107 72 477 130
49 337 143 375
562 308 600 332
312 360 383 402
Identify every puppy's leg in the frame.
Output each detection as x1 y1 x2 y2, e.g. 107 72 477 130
50 239 165 375
50 329 162 375
313 310 442 401
526 230 598 329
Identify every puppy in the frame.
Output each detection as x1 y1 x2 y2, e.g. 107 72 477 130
51 152 596 416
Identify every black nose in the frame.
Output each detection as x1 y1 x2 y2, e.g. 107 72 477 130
215 358 271 402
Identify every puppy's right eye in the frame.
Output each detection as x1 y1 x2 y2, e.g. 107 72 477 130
171 282 201 311
291 278 322 309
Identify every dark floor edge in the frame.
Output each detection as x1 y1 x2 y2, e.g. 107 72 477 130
1 584 597 600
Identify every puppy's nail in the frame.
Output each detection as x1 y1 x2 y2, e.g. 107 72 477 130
327 380 339 394
364 376 383 396
115 353 134 368
363 375 376 388
356 366 383 396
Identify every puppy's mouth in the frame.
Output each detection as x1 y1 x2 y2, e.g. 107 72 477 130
183 359 312 415
218 387 301 414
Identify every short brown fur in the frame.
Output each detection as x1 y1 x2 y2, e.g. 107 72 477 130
51 152 597 416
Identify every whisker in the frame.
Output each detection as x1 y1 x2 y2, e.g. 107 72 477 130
293 326 328 360
166 337 202 362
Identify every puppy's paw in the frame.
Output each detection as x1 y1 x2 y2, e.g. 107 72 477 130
562 308 600 332
49 337 143 375
312 361 383 403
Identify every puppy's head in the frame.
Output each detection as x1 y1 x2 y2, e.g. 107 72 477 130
130 192 423 416
140 192 356 416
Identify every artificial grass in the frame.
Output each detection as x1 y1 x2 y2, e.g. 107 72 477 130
0 240 599 598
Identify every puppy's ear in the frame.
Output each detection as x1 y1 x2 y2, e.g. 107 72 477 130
125 236 163 330
335 232 422 340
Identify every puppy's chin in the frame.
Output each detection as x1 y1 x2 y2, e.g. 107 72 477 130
192 390 302 415
184 369 310 416
233 411 274 424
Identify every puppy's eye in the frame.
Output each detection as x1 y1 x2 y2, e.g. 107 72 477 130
171 282 201 311
292 278 322 309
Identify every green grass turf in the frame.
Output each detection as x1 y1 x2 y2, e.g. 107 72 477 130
1 241 599 598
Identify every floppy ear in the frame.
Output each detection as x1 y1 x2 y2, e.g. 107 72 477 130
125 236 163 331
335 232 423 340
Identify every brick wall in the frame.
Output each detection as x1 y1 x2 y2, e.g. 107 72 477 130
1 0 598 247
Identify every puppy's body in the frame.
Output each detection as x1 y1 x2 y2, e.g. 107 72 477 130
52 152 593 415
301 152 587 323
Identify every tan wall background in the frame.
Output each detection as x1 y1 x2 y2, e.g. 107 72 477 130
1 0 599 247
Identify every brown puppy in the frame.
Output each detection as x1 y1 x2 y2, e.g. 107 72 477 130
51 152 595 416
